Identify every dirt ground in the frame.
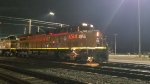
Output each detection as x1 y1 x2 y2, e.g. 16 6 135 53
109 54 150 64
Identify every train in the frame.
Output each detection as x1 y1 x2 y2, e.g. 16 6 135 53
0 23 108 63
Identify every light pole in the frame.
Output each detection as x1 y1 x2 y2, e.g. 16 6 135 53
114 34 117 56
24 27 26 34
37 26 40 33
28 19 32 34
138 0 141 57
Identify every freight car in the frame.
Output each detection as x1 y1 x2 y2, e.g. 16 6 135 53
0 35 19 56
0 23 108 63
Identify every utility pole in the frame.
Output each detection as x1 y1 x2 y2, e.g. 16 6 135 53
138 0 141 57
114 34 117 56
28 19 32 34
24 27 26 34
37 26 40 33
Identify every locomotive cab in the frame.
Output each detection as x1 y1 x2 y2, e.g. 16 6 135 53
65 23 108 63
69 23 94 33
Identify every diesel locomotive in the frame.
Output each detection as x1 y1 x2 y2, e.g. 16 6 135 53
0 23 108 63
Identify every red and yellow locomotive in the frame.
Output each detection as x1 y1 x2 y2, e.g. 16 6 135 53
0 23 108 63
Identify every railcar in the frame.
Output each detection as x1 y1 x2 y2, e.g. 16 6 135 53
0 23 108 63
0 35 18 56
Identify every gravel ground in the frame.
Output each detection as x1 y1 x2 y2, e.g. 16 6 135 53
30 68 150 84
0 80 10 84
109 55 150 63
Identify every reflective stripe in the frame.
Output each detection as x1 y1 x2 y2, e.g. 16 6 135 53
1 47 107 50
16 47 107 50
71 47 107 50
17 48 69 50
0 48 16 50
10 48 16 50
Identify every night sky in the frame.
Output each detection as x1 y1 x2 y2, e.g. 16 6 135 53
0 0 150 53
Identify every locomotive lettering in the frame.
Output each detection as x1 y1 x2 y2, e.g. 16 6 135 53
68 34 78 39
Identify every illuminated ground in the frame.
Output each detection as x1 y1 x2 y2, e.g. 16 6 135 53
109 54 150 65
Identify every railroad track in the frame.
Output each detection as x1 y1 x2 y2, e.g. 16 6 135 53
0 57 150 82
100 66 150 80
0 63 85 84
0 72 31 84
100 62 150 80
55 62 150 81
48 62 150 81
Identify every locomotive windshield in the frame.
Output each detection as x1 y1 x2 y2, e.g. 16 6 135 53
79 23 94 31
69 23 95 32
47 23 95 33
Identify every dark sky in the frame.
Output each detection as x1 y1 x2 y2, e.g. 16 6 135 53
0 0 150 53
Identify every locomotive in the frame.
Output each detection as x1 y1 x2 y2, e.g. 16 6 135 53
0 23 108 63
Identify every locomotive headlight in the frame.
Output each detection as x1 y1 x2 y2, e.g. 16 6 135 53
72 48 76 51
90 24 94 28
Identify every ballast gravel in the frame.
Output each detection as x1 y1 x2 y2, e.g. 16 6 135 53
30 68 150 84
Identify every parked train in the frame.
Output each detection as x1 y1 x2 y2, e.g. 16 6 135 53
0 23 108 63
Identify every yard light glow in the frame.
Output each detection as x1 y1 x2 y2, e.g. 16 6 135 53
82 23 88 26
49 11 55 16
